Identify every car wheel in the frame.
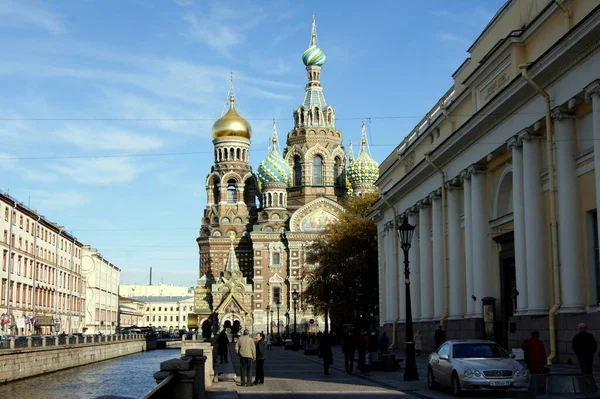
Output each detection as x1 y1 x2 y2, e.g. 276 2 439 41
451 372 462 396
427 366 439 390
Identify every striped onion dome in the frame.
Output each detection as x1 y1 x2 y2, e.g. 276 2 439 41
348 121 379 185
257 121 291 185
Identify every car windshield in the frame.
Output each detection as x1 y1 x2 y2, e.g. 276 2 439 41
453 343 508 359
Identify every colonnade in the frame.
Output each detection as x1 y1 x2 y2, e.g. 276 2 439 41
381 79 600 323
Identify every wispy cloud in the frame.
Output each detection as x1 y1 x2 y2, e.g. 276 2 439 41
182 13 242 53
173 0 194 6
0 152 58 183
0 1 66 34
28 189 88 210
432 7 495 30
436 33 470 44
49 158 145 185
55 124 164 152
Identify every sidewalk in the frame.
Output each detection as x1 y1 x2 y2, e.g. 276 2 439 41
205 343 238 399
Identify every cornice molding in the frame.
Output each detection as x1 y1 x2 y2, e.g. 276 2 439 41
550 108 575 121
585 79 600 103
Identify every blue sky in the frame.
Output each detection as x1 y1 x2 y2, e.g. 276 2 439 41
0 0 506 286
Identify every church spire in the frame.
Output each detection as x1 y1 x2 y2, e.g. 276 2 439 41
225 233 240 272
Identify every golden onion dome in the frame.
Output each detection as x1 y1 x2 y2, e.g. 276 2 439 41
212 96 252 140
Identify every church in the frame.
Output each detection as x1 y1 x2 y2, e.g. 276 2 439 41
191 18 380 336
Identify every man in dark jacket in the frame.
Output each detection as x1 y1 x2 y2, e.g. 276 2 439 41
254 332 267 384
321 332 333 375
217 329 229 364
342 330 357 373
573 323 597 374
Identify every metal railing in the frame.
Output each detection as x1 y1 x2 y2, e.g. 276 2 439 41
0 334 145 351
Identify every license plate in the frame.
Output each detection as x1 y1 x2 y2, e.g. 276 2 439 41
489 381 510 387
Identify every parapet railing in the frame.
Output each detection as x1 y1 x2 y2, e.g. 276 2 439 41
0 334 147 350
141 349 207 399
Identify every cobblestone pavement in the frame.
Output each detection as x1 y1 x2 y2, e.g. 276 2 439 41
208 343 600 399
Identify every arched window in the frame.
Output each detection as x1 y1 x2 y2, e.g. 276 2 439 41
212 179 220 203
333 160 339 187
294 155 302 186
226 180 237 204
312 155 323 185
334 157 343 187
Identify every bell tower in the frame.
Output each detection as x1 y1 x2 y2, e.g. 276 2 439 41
284 16 346 210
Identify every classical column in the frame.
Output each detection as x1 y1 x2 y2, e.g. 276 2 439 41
431 191 444 320
507 135 528 314
378 228 387 325
385 220 398 322
408 209 420 321
552 108 584 312
462 172 474 317
418 199 433 320
520 129 548 313
471 167 489 318
585 81 600 268
446 180 465 319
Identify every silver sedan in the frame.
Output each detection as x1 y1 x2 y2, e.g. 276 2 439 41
427 339 529 396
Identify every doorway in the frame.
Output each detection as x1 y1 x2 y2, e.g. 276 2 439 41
493 231 516 349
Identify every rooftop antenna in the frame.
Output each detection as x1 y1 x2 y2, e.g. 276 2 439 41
150 267 153 286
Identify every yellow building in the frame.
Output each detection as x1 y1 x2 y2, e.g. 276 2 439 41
374 0 600 364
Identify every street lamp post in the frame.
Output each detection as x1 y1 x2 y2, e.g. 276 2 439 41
266 306 270 336
397 214 419 381
270 307 274 339
292 290 298 349
276 301 281 343
322 270 329 335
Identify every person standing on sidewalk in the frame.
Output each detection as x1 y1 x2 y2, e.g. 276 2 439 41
321 332 333 375
521 330 546 374
342 330 357 374
414 330 423 356
357 329 370 373
217 329 229 364
266 332 272 350
254 332 266 384
573 323 597 375
235 329 256 386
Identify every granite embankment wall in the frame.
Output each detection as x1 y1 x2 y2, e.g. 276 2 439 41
0 339 147 383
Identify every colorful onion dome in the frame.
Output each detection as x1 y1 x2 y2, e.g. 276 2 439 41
257 121 291 184
212 96 252 140
302 45 326 67
348 121 379 185
302 16 326 67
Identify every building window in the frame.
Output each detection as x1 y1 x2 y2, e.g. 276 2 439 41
146 316 149 321
588 210 600 304
272 252 280 265
312 155 323 185
226 179 237 203
273 287 281 304
294 155 302 186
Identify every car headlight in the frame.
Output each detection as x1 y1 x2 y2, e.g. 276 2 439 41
473 370 482 377
464 369 473 377
517 369 529 378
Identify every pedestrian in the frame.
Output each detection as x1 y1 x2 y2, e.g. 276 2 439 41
572 323 597 375
521 330 547 374
217 329 229 364
379 331 390 359
235 329 256 387
254 332 266 384
266 333 272 350
414 330 423 356
342 330 357 374
321 332 333 375
368 327 379 362
434 325 446 350
357 329 370 373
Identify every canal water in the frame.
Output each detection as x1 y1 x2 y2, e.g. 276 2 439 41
0 348 181 399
